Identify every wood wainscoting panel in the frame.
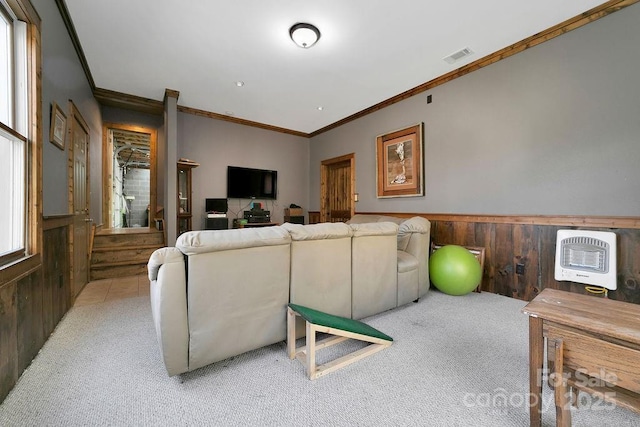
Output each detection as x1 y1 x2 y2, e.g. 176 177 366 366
616 229 640 304
16 270 44 375
0 219 73 403
43 225 71 336
0 280 18 403
431 218 640 304
359 212 640 304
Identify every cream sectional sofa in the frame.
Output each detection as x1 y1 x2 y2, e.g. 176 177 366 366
147 216 430 376
348 214 431 306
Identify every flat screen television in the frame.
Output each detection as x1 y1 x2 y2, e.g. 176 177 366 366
226 166 278 200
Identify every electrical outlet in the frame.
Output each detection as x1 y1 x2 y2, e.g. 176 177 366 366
516 263 525 275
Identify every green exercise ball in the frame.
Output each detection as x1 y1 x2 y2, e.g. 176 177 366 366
429 245 482 296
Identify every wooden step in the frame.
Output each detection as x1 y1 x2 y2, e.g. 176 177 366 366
93 231 164 248
90 228 165 280
90 263 149 281
91 246 160 265
92 243 162 252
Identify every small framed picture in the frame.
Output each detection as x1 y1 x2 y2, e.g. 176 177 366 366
50 102 67 150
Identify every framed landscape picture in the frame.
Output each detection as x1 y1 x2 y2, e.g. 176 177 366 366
50 101 67 150
376 123 424 198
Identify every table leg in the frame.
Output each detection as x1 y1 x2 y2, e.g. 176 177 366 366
529 316 544 427
553 339 571 427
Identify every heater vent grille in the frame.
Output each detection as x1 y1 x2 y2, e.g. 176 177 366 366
560 238 608 273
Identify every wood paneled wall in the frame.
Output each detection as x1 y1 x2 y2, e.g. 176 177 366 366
0 217 71 402
430 220 640 304
362 212 640 304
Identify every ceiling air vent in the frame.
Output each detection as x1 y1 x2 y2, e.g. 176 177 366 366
443 47 473 64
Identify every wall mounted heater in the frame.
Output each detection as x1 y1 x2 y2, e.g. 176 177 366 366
554 229 617 290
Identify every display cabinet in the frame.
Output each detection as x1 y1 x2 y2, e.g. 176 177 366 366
177 159 199 235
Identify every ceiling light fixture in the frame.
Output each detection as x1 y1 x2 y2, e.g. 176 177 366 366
235 81 245 87
289 23 321 49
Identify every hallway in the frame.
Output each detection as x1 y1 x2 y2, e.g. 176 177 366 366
74 274 150 306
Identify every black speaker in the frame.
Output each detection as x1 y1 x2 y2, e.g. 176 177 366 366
205 217 228 230
205 198 228 213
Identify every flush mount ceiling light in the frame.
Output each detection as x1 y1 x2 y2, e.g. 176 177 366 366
289 23 321 48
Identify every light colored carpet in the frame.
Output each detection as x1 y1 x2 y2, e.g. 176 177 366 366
0 290 637 426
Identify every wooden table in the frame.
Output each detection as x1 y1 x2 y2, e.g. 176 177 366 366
522 288 640 426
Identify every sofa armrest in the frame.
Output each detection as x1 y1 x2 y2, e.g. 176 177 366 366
147 247 189 376
398 217 431 297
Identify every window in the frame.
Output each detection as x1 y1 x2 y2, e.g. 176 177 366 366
0 4 11 124
0 0 28 265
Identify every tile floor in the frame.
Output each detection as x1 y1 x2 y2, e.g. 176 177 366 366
74 274 150 306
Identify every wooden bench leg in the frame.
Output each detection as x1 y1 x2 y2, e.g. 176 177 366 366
554 339 571 427
287 307 297 359
306 320 316 379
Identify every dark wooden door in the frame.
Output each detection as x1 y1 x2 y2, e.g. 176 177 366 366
69 102 90 298
320 153 355 223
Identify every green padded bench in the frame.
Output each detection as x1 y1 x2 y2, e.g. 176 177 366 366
287 303 393 380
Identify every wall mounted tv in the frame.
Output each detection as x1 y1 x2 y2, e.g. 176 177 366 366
226 166 278 200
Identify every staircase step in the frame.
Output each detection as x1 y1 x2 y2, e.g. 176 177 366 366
90 229 165 281
93 231 164 248
92 243 162 252
91 260 149 268
91 247 157 267
90 263 148 281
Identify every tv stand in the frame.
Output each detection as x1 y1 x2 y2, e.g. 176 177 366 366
233 220 278 229
244 210 270 223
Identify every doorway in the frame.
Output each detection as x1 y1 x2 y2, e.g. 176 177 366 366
102 123 157 230
320 153 355 223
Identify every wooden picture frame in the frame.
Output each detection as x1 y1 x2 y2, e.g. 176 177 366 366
376 123 424 198
50 102 67 150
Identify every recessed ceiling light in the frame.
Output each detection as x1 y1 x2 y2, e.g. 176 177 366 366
317 106 324 111
235 81 245 87
225 111 235 116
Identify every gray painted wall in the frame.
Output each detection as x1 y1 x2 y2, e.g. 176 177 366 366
37 0 102 220
310 4 640 216
36 2 640 225
178 113 310 228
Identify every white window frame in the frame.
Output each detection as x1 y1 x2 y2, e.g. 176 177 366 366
0 0 29 267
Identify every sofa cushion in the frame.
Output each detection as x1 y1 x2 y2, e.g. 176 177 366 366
397 250 419 273
348 214 404 225
282 222 352 241
175 227 291 255
349 221 398 237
